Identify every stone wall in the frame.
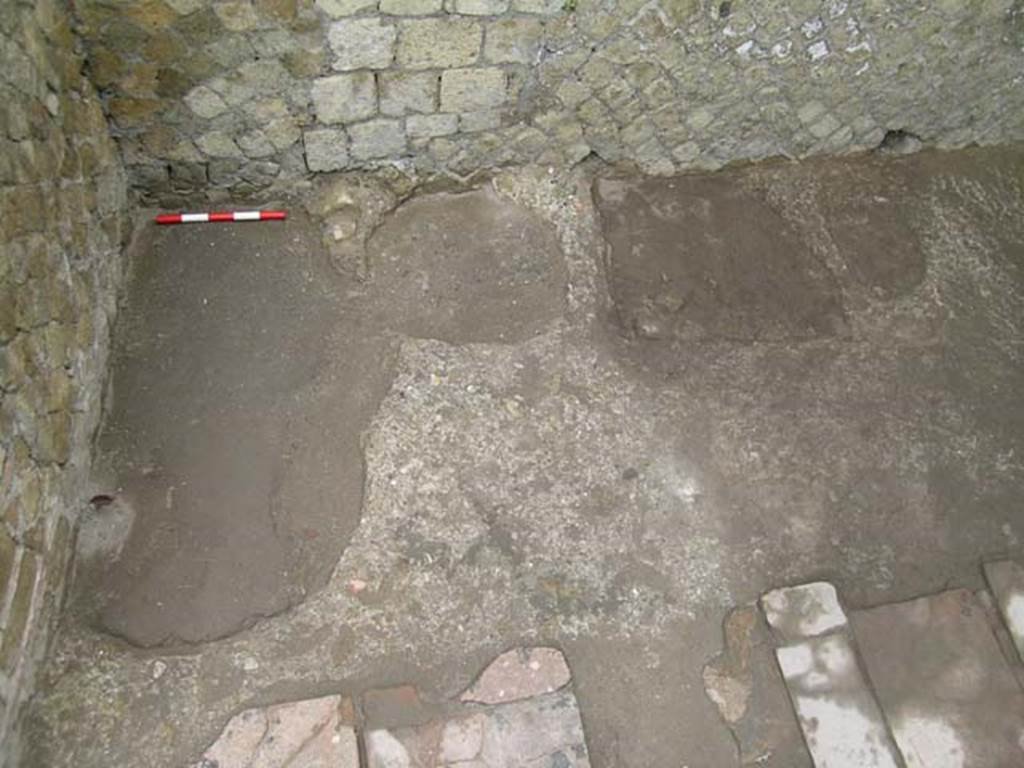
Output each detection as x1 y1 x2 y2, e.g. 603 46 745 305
0 0 128 760
78 0 1024 203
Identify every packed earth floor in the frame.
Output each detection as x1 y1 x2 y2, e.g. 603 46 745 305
23 144 1024 766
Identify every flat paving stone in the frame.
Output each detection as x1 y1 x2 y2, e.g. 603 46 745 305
776 634 901 768
984 559 1024 663
366 690 591 768
852 588 1024 768
195 694 358 768
761 582 848 643
460 646 571 705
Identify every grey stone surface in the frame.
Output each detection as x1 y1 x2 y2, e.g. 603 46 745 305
440 68 507 113
379 71 438 116
459 109 502 132
484 18 544 65
776 635 901 768
72 0 1024 199
329 18 397 71
312 72 377 124
349 118 407 160
0 0 129 758
238 129 276 159
761 582 848 643
397 18 482 69
380 0 442 13
184 86 228 119
196 695 359 768
454 0 509 13
196 131 244 159
304 128 351 171
461 647 571 704
852 589 1024 768
317 0 379 16
406 113 458 139
366 691 591 768
985 559 1024 663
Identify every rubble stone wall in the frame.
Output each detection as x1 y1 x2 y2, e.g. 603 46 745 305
77 0 1024 203
0 0 128 760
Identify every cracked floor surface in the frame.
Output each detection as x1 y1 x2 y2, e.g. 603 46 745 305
23 144 1024 767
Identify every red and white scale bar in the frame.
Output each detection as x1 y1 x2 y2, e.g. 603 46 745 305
155 210 287 225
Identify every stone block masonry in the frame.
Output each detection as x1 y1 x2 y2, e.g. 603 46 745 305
0 0 128 762
75 0 1024 205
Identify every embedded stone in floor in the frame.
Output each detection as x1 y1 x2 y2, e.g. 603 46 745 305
762 581 901 768
851 588 1024 768
365 647 589 767
776 634 900 768
365 690 590 768
761 582 848 643
984 559 1024 663
193 694 358 768
460 646 572 705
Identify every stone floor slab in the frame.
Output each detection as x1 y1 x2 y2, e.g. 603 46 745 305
195 694 358 768
984 559 1024 663
366 690 591 768
775 634 901 768
852 588 1024 768
761 582 848 643
460 646 571 705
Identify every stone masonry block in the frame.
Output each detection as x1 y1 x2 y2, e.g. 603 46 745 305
196 130 243 159
380 0 442 14
406 113 457 139
459 109 501 132
349 119 406 160
484 18 543 65
328 18 396 71
312 72 377 124
379 71 438 116
761 582 847 643
316 0 378 15
304 127 350 171
454 0 508 13
183 85 228 118
510 0 561 12
397 19 482 69
440 68 507 113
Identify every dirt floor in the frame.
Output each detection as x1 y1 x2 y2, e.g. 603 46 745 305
23 144 1024 766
